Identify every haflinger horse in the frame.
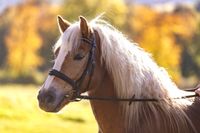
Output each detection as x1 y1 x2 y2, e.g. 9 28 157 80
37 15 200 133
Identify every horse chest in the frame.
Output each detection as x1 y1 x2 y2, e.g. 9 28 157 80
90 101 124 133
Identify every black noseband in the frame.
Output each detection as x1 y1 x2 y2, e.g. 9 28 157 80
49 69 76 88
49 32 96 99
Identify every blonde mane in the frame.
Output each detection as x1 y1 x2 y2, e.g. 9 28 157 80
90 18 196 133
53 16 196 133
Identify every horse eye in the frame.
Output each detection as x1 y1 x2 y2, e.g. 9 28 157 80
74 53 84 60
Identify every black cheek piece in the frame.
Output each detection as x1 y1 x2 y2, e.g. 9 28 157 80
49 33 96 100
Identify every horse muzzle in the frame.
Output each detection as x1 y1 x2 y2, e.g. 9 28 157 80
37 88 69 112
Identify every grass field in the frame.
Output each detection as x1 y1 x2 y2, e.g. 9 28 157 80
0 84 98 133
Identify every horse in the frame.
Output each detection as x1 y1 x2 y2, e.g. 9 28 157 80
37 15 200 133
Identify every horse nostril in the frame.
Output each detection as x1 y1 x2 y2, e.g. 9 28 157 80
37 90 56 105
45 94 55 104
37 90 43 101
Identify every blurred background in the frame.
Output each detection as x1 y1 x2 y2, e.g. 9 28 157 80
0 0 199 132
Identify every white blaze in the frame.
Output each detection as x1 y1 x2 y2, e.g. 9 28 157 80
43 34 72 90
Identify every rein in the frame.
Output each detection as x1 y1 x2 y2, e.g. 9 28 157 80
73 85 200 103
73 93 198 103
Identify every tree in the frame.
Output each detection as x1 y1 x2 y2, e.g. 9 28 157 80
128 5 197 83
5 2 42 77
174 6 200 79
59 0 127 29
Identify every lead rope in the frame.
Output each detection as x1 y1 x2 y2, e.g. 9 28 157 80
71 85 200 103
74 93 198 102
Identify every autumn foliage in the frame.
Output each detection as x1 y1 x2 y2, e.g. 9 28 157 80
5 3 42 76
0 0 199 84
128 6 197 82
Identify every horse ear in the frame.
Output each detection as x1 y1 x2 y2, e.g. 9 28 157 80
57 15 71 33
79 16 90 37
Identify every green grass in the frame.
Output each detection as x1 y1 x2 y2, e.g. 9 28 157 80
0 84 98 133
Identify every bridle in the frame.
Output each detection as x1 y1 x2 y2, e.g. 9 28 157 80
49 31 96 100
49 30 199 103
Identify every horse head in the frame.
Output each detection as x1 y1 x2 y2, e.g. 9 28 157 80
37 16 102 112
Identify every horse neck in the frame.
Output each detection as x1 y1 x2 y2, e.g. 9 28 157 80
87 66 196 133
86 30 124 132
88 70 125 133
90 27 197 133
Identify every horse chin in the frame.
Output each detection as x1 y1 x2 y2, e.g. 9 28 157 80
47 90 75 113
50 98 70 113
40 97 70 113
